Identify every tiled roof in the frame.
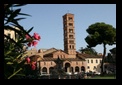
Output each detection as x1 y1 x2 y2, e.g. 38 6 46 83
43 49 68 57
39 57 85 61
43 48 58 53
80 53 102 58
43 48 58 55
29 55 41 62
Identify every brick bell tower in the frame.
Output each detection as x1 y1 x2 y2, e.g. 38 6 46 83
62 13 76 58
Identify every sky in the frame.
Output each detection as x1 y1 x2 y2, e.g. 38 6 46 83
17 4 116 55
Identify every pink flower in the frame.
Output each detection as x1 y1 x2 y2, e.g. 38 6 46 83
26 57 30 63
33 33 41 41
32 41 38 47
31 64 36 70
27 41 38 47
25 34 31 40
32 61 36 65
26 33 40 47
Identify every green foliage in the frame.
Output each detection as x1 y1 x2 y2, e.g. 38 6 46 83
85 22 116 47
110 47 116 54
105 47 116 64
79 47 98 55
4 4 34 79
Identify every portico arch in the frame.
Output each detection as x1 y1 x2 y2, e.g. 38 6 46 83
49 67 54 74
42 67 47 73
65 62 71 72
81 66 85 72
75 66 79 72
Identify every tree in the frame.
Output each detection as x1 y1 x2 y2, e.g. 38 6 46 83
110 47 116 55
104 47 116 64
79 47 98 55
104 47 116 74
109 47 116 64
104 53 113 63
85 22 116 75
53 57 66 79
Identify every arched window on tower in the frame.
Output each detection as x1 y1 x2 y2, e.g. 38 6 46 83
69 23 73 26
69 35 73 38
68 17 73 21
69 29 73 33
64 24 67 27
69 45 72 49
72 45 74 49
65 30 67 34
69 40 74 44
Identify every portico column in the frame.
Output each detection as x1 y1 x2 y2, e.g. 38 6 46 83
47 67 49 74
67 67 70 72
79 66 81 73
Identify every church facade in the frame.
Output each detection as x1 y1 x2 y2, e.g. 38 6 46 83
25 13 102 75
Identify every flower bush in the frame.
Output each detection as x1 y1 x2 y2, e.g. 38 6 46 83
26 33 41 47
4 4 41 79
